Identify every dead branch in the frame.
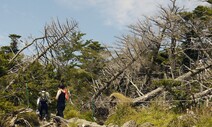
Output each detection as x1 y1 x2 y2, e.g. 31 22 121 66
129 80 144 96
92 57 137 100
132 86 164 105
40 122 54 127
4 19 78 91
176 61 212 81
9 36 48 63
132 61 212 105
15 118 33 127
194 88 212 99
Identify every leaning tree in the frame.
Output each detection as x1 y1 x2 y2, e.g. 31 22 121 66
91 0 212 111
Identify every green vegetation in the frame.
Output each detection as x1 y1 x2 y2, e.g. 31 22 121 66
68 122 78 127
105 103 177 126
105 103 212 127
152 79 193 112
0 1 211 126
64 104 94 122
17 112 40 126
110 92 133 105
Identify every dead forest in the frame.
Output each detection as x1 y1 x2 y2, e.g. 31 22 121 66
0 0 211 126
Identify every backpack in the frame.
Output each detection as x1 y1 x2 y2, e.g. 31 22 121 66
40 91 48 102
64 89 69 101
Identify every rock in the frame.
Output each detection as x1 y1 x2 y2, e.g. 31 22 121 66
138 122 154 127
94 107 109 125
107 123 119 127
121 120 137 127
68 117 106 127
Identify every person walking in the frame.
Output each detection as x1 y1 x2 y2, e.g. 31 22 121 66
55 84 67 118
37 89 51 120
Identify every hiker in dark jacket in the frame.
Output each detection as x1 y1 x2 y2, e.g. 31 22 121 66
37 89 51 120
55 84 66 118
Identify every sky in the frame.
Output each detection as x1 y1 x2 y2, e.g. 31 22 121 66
0 0 207 48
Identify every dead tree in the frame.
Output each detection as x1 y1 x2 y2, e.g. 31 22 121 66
132 61 212 105
92 0 212 106
5 19 78 91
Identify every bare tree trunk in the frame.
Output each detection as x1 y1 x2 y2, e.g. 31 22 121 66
194 88 212 99
176 61 212 81
132 87 164 105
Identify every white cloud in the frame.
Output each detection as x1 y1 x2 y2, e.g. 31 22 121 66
55 0 206 28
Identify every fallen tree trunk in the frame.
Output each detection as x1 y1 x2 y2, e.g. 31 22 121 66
132 62 212 105
194 88 212 99
132 87 164 105
176 61 212 81
132 87 212 105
